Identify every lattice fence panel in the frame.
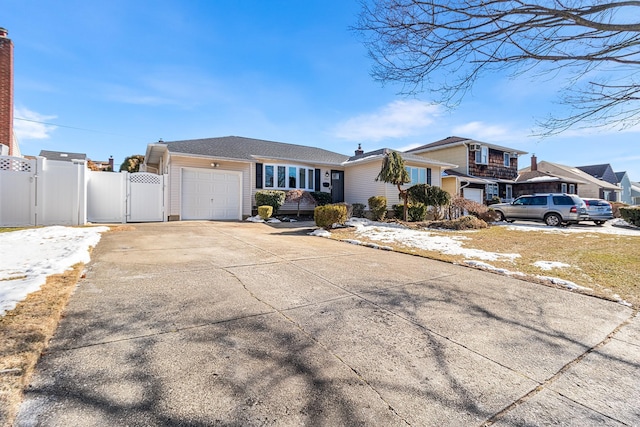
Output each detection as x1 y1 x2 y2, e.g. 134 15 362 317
0 156 33 172
129 173 162 185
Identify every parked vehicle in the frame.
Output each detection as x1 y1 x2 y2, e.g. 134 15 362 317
581 198 613 225
493 193 588 226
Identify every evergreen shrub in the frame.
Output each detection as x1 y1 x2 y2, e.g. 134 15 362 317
368 196 387 221
257 205 273 220
314 204 348 230
255 190 286 214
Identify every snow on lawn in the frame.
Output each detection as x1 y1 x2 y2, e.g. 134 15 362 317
342 218 520 262
308 218 635 306
501 219 640 236
0 226 109 316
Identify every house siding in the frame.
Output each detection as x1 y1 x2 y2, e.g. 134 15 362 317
344 161 387 207
468 148 518 180
414 146 467 174
168 155 252 219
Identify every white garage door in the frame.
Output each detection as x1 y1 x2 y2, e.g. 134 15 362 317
181 168 242 220
463 188 484 204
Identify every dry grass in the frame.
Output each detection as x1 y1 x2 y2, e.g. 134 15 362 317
0 264 84 426
331 224 640 307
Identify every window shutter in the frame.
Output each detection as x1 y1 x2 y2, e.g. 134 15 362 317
427 168 432 185
314 169 321 191
256 163 263 189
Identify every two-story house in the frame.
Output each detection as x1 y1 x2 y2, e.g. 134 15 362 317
405 136 527 203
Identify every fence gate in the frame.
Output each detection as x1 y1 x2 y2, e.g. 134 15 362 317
127 172 165 222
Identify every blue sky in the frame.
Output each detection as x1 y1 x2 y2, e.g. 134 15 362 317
5 0 639 181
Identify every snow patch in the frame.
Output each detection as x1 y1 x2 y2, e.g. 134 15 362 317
464 260 526 276
536 275 591 291
0 226 109 316
309 229 331 237
533 261 571 271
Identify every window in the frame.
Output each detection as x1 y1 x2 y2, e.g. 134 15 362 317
405 166 431 185
265 165 274 188
486 183 499 200
264 164 315 190
307 169 314 190
299 169 306 190
475 146 488 165
561 183 568 193
569 184 575 194
503 153 510 167
288 167 296 188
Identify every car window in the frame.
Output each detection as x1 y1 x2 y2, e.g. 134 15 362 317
552 196 574 205
513 197 529 206
532 196 547 205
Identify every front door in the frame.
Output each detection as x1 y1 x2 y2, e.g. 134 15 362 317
331 170 344 203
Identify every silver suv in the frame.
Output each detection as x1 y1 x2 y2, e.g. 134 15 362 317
493 194 588 226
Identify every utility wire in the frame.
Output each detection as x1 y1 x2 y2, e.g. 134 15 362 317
14 117 122 136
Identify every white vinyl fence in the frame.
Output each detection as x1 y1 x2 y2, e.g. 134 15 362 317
0 155 167 227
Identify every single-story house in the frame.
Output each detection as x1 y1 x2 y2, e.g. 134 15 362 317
519 159 621 201
143 136 455 221
513 155 585 197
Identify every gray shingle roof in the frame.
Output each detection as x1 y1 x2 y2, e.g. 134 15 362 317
39 150 87 162
164 136 350 165
345 148 455 168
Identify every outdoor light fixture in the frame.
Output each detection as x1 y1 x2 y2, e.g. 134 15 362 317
211 162 219 168
325 171 329 178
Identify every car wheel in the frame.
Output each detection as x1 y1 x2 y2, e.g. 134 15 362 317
498 211 507 221
545 213 561 226
594 220 605 226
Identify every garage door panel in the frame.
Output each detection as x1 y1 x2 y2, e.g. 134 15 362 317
181 168 241 220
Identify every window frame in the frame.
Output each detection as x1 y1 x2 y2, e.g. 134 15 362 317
475 146 489 165
404 165 430 185
263 163 316 190
503 152 510 167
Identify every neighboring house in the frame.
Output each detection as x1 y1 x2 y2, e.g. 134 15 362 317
39 150 87 163
143 136 455 221
343 148 455 210
514 155 584 197
615 171 634 205
405 136 528 203
88 156 115 171
519 160 621 201
577 164 618 185
631 181 640 205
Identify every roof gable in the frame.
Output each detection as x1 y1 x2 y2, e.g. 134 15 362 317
344 148 456 168
405 136 527 155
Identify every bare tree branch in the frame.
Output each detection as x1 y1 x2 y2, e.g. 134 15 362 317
355 0 640 133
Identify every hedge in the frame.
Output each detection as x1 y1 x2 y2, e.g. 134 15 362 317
620 207 640 226
255 190 286 214
368 196 387 221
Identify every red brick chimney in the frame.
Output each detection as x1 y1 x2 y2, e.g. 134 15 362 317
531 154 537 171
0 28 13 156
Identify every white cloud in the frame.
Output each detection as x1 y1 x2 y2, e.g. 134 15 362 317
333 100 441 141
451 121 515 142
13 107 57 140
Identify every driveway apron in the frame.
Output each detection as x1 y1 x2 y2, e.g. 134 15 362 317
15 221 639 426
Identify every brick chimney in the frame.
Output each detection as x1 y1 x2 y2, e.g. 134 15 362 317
354 143 364 156
108 155 114 171
531 154 537 171
0 28 13 156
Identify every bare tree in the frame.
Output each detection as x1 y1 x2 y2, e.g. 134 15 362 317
356 0 640 134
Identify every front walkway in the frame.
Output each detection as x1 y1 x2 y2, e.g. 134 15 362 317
16 221 639 426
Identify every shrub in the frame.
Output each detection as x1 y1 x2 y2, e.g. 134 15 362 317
477 208 501 223
352 203 366 218
257 205 273 220
314 204 348 230
611 202 627 218
448 195 489 219
368 196 387 221
310 191 332 206
428 215 488 230
255 190 286 214
407 184 450 219
392 204 405 219
620 207 640 226
408 203 428 222
285 189 316 217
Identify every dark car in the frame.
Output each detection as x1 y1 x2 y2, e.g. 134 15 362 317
582 198 613 225
493 193 588 226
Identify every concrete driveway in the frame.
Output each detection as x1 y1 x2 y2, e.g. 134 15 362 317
16 221 640 426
